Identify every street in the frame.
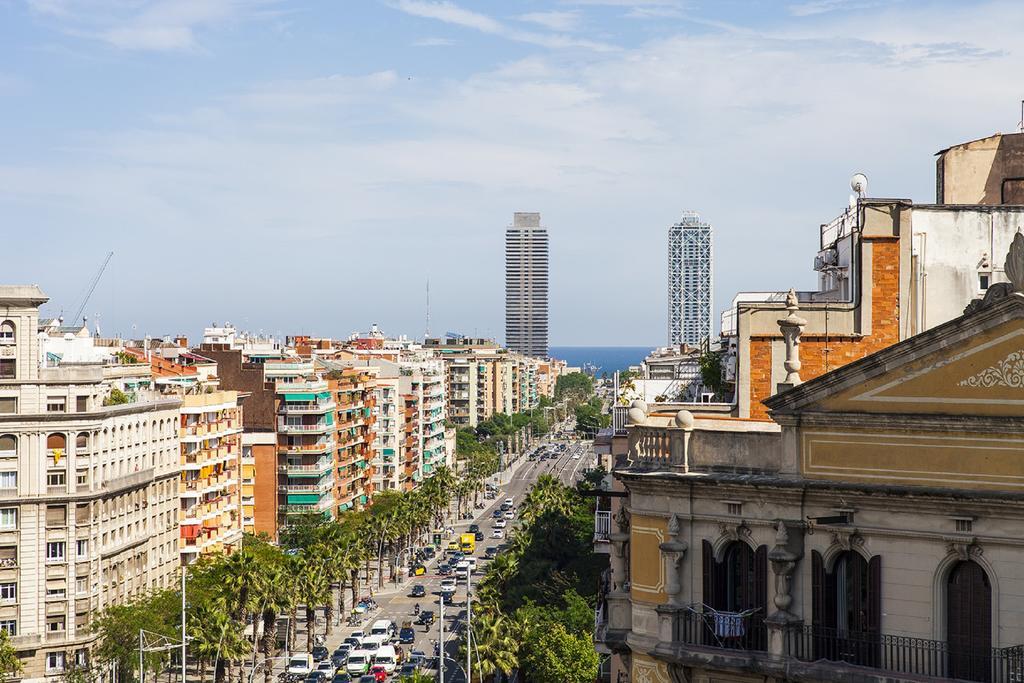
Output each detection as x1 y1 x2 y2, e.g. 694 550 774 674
290 431 597 681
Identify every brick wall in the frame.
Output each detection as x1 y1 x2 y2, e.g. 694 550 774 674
252 443 279 540
749 238 901 419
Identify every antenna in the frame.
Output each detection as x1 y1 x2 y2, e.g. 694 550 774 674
1018 99 1024 133
425 278 431 340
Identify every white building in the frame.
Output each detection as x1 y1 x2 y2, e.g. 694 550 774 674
505 212 549 358
0 287 181 681
668 211 713 347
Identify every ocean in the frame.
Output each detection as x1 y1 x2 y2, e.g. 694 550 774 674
549 346 654 375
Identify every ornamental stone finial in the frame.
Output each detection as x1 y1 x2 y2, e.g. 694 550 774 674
1007 231 1024 293
777 288 807 390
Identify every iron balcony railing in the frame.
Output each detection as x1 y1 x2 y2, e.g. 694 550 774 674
594 510 612 542
789 626 1024 683
673 607 767 652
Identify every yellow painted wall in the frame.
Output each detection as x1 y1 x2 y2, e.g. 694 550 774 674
630 514 667 604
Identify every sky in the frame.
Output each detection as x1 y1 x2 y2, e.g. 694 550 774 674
1 0 1022 346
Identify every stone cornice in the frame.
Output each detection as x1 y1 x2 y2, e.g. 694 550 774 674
0 399 181 425
771 410 1024 433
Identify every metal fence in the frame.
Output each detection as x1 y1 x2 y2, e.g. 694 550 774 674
789 625 1024 683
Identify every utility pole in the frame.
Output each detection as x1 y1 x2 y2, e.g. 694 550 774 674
139 630 145 683
466 571 472 683
181 570 187 683
438 593 445 683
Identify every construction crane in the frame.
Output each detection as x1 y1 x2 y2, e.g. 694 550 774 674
72 251 114 327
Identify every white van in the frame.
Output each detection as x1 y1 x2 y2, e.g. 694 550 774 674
374 644 398 674
345 650 373 676
360 634 386 653
286 653 313 677
369 619 395 640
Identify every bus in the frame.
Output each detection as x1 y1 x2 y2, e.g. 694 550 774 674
460 533 476 553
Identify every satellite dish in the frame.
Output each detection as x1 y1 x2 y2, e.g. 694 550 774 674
851 172 868 197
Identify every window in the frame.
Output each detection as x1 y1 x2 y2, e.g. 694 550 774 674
0 399 14 415
76 432 89 450
46 652 65 673
76 396 89 412
46 541 66 563
702 540 768 651
46 587 66 600
0 322 13 344
726 502 743 516
0 620 15 636
47 471 66 488
46 506 67 527
74 650 87 667
955 518 973 533
947 560 992 682
75 578 87 595
76 470 88 486
47 397 67 413
0 583 15 602
76 540 87 558
0 509 15 530
811 550 881 666
979 274 990 291
0 360 13 380
0 472 14 490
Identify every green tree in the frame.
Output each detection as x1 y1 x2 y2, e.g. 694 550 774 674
699 350 724 397
92 589 180 683
554 373 593 405
102 387 130 406
0 630 22 679
518 622 598 683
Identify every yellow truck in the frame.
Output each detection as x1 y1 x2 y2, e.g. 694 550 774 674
460 533 476 553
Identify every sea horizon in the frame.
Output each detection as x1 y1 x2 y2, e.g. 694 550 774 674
549 345 654 375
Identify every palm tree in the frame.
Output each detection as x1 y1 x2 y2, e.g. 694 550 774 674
470 608 519 683
295 556 331 653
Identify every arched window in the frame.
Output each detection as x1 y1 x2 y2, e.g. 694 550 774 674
0 321 14 344
76 432 89 451
47 433 66 451
811 550 881 666
947 560 991 682
702 540 767 650
0 434 15 455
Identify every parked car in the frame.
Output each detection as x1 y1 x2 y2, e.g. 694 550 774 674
357 676 375 683
312 645 330 662
468 523 480 533
304 672 327 683
345 651 373 676
315 661 335 678
331 647 349 668
484 546 498 559
437 563 452 576
494 518 507 529
399 623 416 644
474 531 484 541
331 674 352 683
398 662 418 677
492 509 503 518
491 528 504 539
287 654 314 677
503 509 515 519
369 664 388 681
440 578 456 595
410 584 426 598
373 645 398 674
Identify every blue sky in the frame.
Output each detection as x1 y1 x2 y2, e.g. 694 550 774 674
1 0 1019 345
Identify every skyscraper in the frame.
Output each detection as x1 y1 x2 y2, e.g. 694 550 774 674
505 212 549 358
668 211 713 347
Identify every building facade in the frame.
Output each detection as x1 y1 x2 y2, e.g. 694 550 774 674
0 287 181 681
505 212 549 358
178 391 244 563
596 250 1024 683
668 211 713 348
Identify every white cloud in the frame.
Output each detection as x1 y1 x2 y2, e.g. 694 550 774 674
6 0 1024 343
391 0 617 51
787 0 887 17
413 37 455 47
518 10 582 32
25 0 278 52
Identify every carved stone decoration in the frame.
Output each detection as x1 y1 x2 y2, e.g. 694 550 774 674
959 349 1024 388
659 514 688 606
767 520 806 626
1006 231 1024 292
947 538 983 562
963 232 1024 314
829 528 864 553
717 521 752 546
615 505 631 534
777 288 808 387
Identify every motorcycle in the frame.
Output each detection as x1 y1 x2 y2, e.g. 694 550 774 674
414 603 420 615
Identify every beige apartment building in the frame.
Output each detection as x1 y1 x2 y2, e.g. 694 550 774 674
595 242 1024 683
0 287 181 681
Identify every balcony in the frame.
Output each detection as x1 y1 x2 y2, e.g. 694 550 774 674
280 401 336 414
279 459 333 476
278 476 334 493
279 440 333 455
594 510 611 543
657 609 1024 683
277 420 330 434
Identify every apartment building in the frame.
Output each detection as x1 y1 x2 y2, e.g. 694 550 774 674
0 287 181 681
324 365 376 513
505 211 549 358
596 248 1024 683
708 131 1024 419
178 391 244 564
